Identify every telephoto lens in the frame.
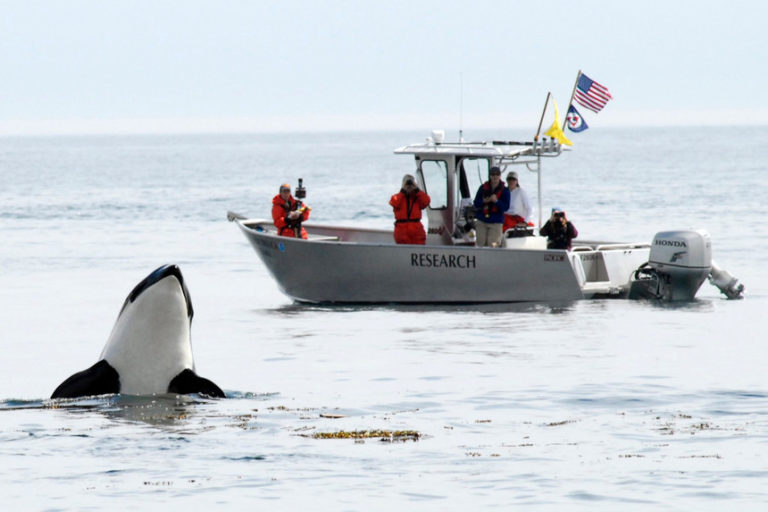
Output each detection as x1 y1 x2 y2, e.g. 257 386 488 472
295 178 307 199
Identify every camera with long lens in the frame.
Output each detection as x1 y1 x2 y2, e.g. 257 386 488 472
288 178 308 238
295 178 307 200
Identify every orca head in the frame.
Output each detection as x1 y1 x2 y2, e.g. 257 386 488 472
123 264 193 320
100 264 196 395
52 264 224 399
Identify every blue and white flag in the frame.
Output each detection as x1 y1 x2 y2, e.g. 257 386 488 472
566 105 588 133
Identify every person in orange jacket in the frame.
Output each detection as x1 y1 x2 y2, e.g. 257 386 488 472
389 174 431 245
272 183 310 239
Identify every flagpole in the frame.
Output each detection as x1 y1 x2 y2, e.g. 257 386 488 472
561 69 582 131
534 91 551 141
459 72 464 141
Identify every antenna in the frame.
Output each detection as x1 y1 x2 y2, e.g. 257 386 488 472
459 72 464 141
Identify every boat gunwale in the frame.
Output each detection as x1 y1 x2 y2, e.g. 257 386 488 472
236 218 649 254
235 218 565 253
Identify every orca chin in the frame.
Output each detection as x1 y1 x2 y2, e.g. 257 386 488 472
51 264 225 399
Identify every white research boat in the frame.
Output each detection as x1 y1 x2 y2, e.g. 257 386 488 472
228 131 743 303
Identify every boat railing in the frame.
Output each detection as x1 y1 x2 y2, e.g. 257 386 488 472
571 242 650 252
241 221 341 242
242 220 272 231
594 243 650 251
235 218 341 242
395 137 564 162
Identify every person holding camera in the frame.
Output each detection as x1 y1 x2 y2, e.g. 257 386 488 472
272 182 310 239
390 174 431 245
472 166 510 247
539 207 578 250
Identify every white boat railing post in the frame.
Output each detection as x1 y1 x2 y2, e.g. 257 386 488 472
532 92 551 231
537 148 542 229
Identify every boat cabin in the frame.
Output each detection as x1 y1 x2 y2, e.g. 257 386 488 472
394 130 564 246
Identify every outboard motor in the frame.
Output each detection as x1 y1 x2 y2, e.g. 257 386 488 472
629 230 712 301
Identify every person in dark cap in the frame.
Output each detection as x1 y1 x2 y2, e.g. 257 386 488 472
272 183 311 238
539 206 578 249
472 166 510 247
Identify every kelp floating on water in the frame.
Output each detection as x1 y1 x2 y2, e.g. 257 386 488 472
310 429 421 442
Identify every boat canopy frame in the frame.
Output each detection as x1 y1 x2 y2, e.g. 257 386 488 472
394 136 565 238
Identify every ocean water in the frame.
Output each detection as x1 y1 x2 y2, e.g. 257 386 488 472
1 127 767 510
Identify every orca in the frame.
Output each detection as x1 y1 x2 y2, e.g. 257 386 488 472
51 264 225 399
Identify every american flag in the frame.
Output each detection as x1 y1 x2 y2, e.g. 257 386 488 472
573 73 612 113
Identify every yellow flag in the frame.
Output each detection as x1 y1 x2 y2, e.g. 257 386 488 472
544 99 573 146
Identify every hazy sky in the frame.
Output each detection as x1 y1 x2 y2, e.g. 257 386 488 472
1 0 766 134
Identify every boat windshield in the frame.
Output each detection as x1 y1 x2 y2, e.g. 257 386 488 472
419 160 448 209
459 158 489 199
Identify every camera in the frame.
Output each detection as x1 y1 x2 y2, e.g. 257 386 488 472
295 178 307 200
464 205 476 223
405 179 415 186
455 204 476 235
554 212 564 219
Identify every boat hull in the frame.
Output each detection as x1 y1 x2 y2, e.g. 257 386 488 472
236 221 586 303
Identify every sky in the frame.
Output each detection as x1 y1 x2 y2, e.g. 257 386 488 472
1 0 767 135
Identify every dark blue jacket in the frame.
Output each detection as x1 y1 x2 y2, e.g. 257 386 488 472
473 182 510 224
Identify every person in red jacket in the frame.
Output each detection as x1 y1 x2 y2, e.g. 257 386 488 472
389 174 431 245
272 183 310 239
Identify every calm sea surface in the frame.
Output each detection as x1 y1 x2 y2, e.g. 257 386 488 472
1 127 767 510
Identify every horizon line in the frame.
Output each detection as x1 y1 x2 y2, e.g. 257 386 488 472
1 109 766 137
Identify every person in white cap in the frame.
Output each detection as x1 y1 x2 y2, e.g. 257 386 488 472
389 174 431 244
503 171 534 231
